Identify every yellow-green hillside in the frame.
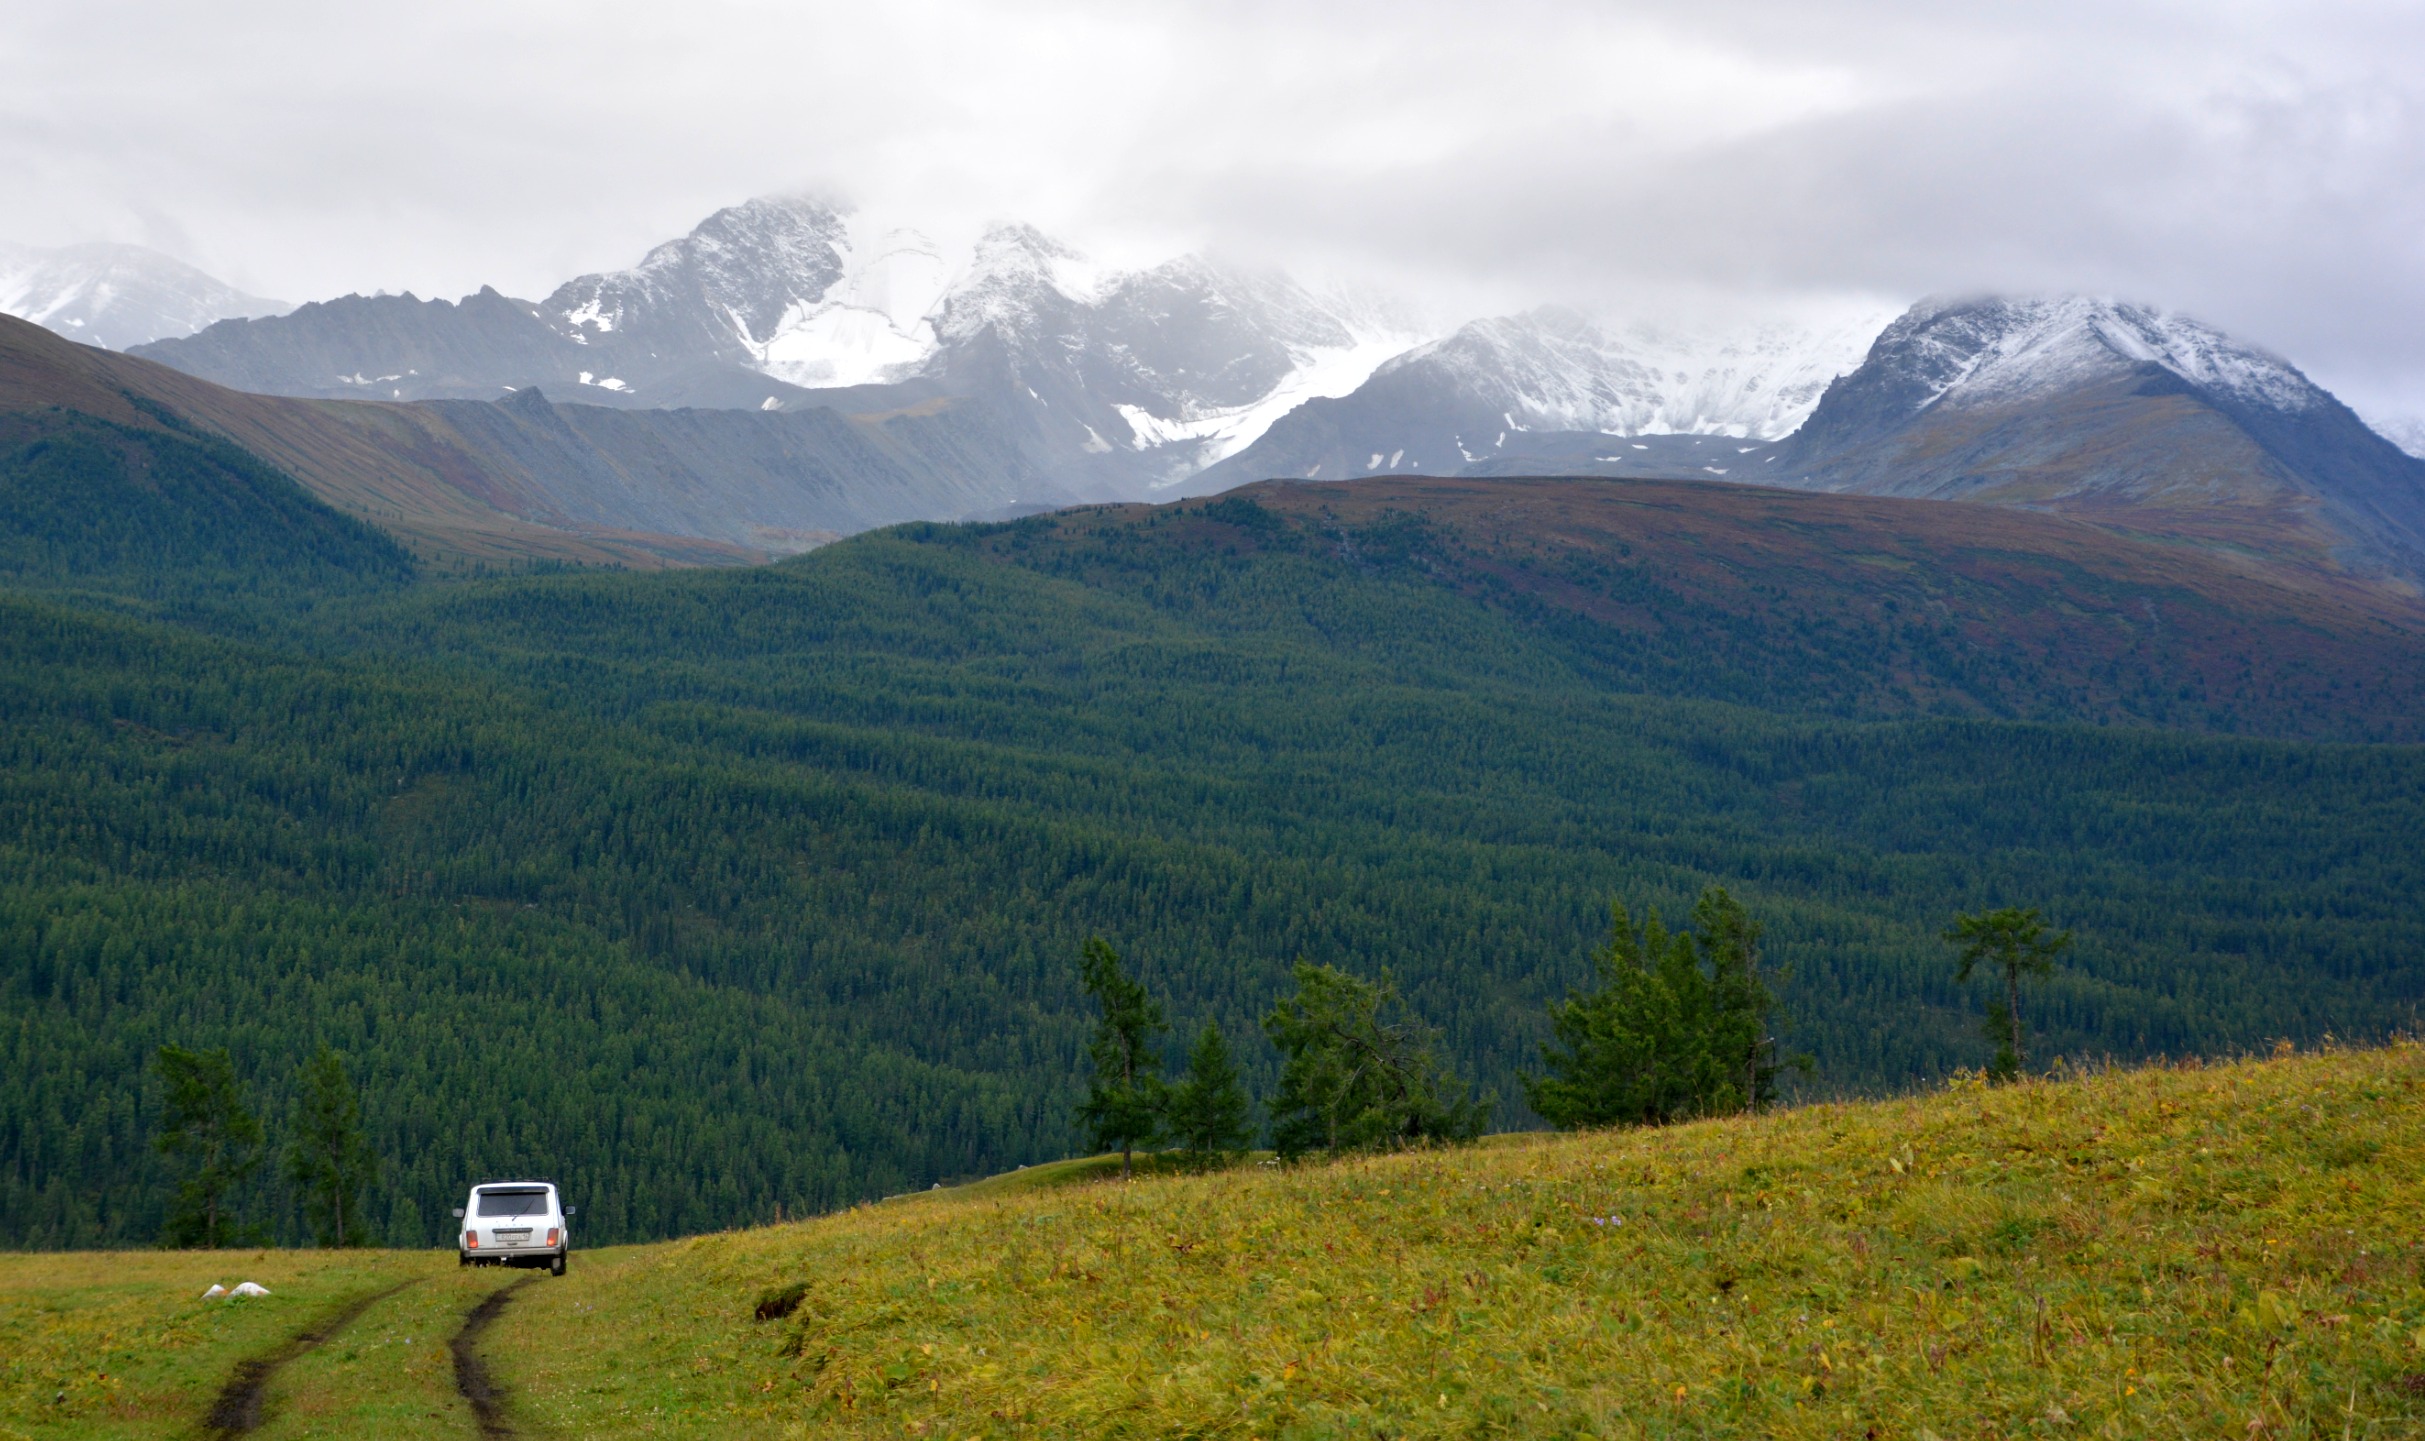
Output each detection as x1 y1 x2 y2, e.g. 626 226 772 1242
494 1044 2425 1438
7 1045 2424 1439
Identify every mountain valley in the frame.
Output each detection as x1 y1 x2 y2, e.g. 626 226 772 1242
4 193 2425 1261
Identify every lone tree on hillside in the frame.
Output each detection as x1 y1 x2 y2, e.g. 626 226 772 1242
1945 906 2072 1082
1165 1021 1255 1168
1075 937 1168 1178
1526 886 1794 1130
1264 961 1484 1159
285 1046 377 1247
153 1045 263 1248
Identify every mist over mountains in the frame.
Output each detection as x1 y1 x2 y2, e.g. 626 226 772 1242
122 197 1431 502
5 192 2423 588
0 241 288 350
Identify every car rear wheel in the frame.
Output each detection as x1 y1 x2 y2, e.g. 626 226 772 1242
550 1254 566 1277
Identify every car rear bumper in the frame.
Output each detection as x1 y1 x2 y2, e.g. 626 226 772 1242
460 1243 566 1265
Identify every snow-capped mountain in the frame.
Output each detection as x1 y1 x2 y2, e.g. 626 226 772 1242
1775 295 2425 580
1189 303 1893 492
132 195 1423 498
113 195 2425 570
544 195 854 382
1786 295 2319 464
0 242 287 350
918 225 1426 490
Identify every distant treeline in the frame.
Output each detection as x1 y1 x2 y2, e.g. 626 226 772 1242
5 495 2423 1248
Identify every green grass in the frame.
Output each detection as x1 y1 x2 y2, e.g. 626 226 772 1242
245 1265 518 1439
921 1152 1277 1205
8 1048 2423 1438
486 1042 2425 1438
0 1248 449 1439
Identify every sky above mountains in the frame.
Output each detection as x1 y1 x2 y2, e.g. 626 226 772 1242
4 0 2420 423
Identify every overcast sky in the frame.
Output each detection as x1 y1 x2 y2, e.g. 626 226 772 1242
4 0 2420 418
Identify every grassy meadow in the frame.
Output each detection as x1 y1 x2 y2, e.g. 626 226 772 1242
0 1247 461 1439
6 1043 2424 1438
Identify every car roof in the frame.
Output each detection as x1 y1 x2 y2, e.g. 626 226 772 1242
472 1180 556 1191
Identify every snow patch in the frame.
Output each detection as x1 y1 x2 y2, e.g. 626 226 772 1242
752 218 953 388
561 295 617 333
1114 332 1425 466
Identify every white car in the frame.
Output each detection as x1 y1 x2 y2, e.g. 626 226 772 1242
454 1180 574 1275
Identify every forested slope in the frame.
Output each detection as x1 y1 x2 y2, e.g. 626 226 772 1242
6 471 2424 1250
0 405 412 600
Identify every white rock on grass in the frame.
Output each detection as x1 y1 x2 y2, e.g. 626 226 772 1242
200 1283 227 1299
229 1282 271 1297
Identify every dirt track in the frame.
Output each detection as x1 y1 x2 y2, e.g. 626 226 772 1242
451 1275 537 1437
200 1278 419 1435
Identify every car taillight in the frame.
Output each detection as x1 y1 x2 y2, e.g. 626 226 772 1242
465 1232 478 1248
547 1228 560 1247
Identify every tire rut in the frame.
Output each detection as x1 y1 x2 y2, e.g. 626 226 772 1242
199 1277 420 1436
451 1275 538 1437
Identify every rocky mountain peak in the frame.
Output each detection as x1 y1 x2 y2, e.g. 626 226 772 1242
548 195 851 350
929 224 1100 349
1866 295 2323 419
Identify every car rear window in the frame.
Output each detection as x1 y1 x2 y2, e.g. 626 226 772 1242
475 1189 549 1217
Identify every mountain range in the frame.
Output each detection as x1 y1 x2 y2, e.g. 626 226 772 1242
124 198 1428 500
8 193 2424 591
1208 295 2425 589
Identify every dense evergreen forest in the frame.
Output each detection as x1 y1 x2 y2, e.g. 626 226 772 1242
4 435 2422 1249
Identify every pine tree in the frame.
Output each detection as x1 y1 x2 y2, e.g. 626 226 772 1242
1527 887 1793 1129
1074 937 1167 1179
1693 887 1789 1116
1945 907 2072 1081
1265 961 1483 1159
153 1045 263 1248
285 1046 376 1247
1166 1021 1253 1168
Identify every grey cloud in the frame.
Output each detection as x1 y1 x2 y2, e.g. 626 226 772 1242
3 0 2421 416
